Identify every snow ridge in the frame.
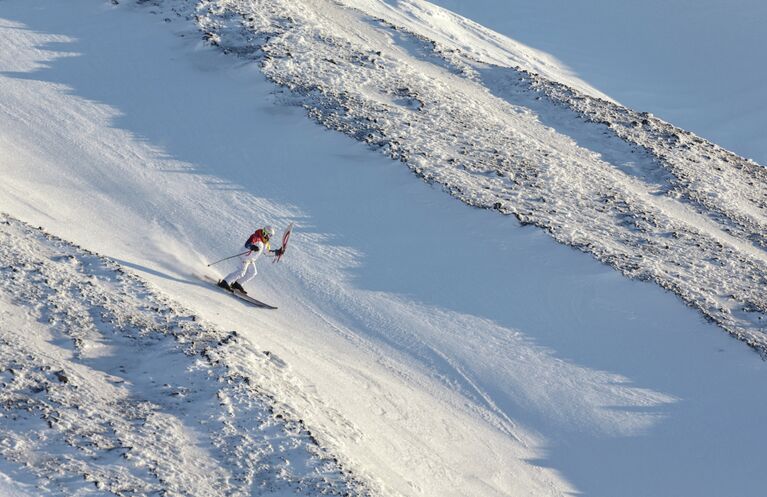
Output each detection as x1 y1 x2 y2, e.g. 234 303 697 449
149 0 767 353
0 215 370 497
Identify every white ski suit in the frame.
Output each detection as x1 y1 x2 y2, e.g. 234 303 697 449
223 233 271 286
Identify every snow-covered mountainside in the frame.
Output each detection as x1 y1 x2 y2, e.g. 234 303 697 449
1 1 767 497
428 0 767 167
0 215 367 496
186 0 767 352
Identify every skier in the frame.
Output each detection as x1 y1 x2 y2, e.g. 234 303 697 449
218 225 284 294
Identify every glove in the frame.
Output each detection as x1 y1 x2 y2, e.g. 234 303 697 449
273 247 284 256
248 244 260 252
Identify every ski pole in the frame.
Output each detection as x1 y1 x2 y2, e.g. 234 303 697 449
206 251 249 267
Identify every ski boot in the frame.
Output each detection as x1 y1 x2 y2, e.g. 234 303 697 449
217 279 232 292
231 281 247 294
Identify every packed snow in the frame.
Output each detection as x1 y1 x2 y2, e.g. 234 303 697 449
1 1 766 497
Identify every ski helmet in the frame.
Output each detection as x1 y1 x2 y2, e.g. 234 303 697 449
262 225 276 240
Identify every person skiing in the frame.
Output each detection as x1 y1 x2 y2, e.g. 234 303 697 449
218 225 284 294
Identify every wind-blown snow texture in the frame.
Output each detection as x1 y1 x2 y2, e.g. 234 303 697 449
0 215 368 497
145 0 767 352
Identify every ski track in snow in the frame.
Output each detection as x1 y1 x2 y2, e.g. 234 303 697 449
0 215 369 497
175 0 767 352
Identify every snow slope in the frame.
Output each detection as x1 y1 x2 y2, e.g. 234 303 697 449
192 0 767 352
1 1 766 497
429 0 767 166
0 215 364 496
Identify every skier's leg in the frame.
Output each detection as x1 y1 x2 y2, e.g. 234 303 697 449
235 261 258 285
224 256 250 284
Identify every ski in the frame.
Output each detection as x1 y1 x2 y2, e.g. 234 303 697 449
202 276 278 309
230 288 278 309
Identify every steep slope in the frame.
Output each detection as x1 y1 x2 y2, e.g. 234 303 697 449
191 0 767 352
0 215 367 496
429 0 767 166
1 1 767 497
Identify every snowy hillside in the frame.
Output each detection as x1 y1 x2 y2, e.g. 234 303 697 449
429 0 767 167
189 0 767 352
0 215 365 496
1 1 766 497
